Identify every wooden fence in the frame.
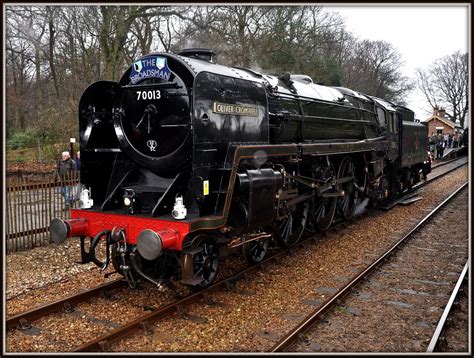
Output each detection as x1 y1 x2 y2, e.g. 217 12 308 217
6 171 80 254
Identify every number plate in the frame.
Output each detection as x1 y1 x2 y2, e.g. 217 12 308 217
136 90 161 101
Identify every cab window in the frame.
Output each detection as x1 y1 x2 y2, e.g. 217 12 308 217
376 107 386 127
393 113 400 134
387 113 393 132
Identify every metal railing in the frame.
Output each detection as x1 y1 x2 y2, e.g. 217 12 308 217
6 171 80 254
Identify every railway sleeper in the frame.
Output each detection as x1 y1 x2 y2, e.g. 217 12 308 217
17 318 32 331
63 301 75 313
140 321 153 336
176 305 207 324
98 340 111 352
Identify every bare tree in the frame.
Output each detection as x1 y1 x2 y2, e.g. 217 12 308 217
172 6 272 68
342 39 414 104
97 6 190 79
45 6 60 98
6 6 48 133
256 6 346 81
5 4 418 149
5 37 32 132
173 5 347 85
416 51 468 128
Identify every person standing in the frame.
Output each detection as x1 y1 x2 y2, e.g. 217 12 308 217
430 133 438 158
440 139 446 158
75 151 81 171
75 151 83 202
436 134 443 159
56 151 77 209
453 133 459 148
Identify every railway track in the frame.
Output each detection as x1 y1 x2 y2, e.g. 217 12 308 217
6 279 125 331
4 221 332 350
73 219 350 352
271 182 468 352
427 261 469 352
414 158 466 190
6 160 467 352
430 156 465 170
6 218 350 351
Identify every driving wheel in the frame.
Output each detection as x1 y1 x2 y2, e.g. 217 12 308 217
337 157 359 219
274 202 308 248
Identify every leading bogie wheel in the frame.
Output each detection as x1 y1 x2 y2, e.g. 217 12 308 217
190 236 219 290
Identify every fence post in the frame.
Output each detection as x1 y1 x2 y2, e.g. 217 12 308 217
37 137 42 162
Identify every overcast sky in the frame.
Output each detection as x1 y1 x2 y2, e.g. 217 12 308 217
323 4 469 121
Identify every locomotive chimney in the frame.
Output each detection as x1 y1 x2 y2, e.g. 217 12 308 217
178 48 216 62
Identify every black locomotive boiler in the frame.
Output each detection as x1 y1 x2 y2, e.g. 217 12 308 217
50 48 431 290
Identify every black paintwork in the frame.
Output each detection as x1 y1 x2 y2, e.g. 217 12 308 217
79 81 121 204
78 51 428 231
193 71 269 145
69 49 435 292
401 121 429 167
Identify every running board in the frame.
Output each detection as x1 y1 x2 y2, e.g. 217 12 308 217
377 192 421 211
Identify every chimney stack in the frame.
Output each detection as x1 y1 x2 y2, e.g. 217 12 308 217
433 106 446 118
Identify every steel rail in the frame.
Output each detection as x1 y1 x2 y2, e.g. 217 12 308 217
6 279 125 331
6 218 345 351
426 261 469 352
271 181 468 352
431 156 465 170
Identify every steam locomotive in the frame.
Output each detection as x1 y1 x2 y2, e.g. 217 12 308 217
50 48 431 290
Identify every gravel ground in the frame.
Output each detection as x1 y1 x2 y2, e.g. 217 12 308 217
5 256 251 352
5 165 468 352
6 240 115 304
292 186 468 352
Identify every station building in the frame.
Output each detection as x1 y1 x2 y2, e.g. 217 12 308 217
423 107 463 136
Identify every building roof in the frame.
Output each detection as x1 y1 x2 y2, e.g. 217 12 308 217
422 115 457 128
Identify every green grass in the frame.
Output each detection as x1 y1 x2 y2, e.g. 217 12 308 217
6 143 66 164
7 147 38 162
